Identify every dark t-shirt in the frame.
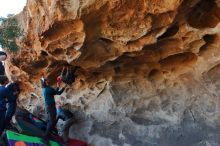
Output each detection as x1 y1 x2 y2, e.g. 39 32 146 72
6 82 20 102
42 86 65 106
0 86 9 110
0 62 5 75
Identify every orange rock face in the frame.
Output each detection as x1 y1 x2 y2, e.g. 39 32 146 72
6 0 220 146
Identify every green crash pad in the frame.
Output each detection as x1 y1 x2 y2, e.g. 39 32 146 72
6 130 60 146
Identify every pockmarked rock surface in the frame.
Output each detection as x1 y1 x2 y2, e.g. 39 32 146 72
5 0 220 146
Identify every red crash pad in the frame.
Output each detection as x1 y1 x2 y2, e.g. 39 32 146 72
68 139 87 146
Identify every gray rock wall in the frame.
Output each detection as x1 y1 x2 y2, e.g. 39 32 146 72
67 71 220 146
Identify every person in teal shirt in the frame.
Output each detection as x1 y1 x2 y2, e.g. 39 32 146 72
40 77 66 142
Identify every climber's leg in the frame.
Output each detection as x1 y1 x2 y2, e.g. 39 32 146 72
0 110 5 136
44 105 57 137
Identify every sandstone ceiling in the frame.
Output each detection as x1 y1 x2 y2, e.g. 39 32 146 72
7 0 220 91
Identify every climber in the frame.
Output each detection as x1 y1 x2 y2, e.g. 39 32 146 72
58 65 79 85
56 102 73 122
0 76 9 135
5 76 20 127
40 77 67 144
55 103 87 146
0 51 7 76
56 102 74 143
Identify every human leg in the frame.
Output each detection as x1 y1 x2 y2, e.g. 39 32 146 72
62 118 75 143
45 105 57 137
0 110 6 135
5 103 16 124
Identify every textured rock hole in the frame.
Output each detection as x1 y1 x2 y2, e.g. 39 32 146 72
32 59 48 69
114 66 121 74
203 34 216 43
41 20 83 43
11 70 19 75
66 46 76 56
187 0 219 28
41 50 48 56
148 69 160 78
52 48 64 55
158 24 179 40
148 69 164 84
92 71 101 76
47 60 66 69
41 20 72 37
199 44 217 57
206 63 220 82
159 52 197 72
99 37 113 44
11 58 19 66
